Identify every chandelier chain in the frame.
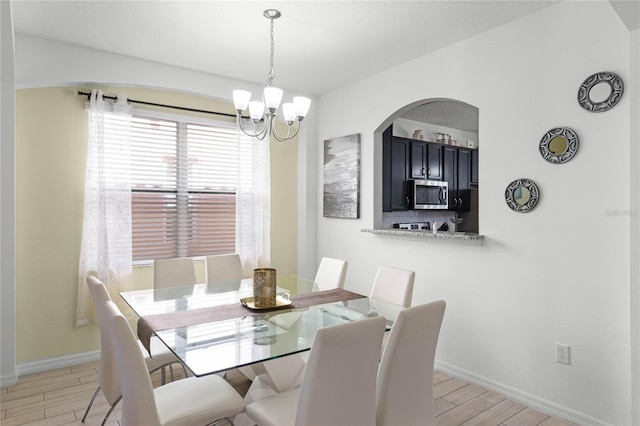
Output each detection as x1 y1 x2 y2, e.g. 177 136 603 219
266 16 276 87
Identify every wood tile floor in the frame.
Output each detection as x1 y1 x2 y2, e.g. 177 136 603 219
1 361 576 426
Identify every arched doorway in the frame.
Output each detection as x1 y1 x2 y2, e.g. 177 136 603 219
373 98 479 233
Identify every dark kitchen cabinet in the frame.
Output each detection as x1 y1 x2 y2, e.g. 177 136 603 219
382 126 409 212
427 143 444 180
471 149 479 185
443 146 471 212
410 141 426 179
410 141 443 180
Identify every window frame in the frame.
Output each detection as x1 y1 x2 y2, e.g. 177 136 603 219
126 107 240 266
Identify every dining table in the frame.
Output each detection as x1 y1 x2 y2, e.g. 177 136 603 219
119 275 404 379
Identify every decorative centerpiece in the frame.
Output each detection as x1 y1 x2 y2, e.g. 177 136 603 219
253 268 277 308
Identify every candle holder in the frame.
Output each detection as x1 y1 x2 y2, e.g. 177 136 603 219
253 268 277 308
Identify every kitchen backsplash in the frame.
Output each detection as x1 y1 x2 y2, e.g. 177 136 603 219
381 210 460 231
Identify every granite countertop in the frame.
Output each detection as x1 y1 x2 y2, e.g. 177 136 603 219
361 228 483 241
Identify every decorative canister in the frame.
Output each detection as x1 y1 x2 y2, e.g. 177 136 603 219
253 268 277 308
412 130 424 140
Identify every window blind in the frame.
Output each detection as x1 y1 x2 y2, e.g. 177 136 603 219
130 115 239 261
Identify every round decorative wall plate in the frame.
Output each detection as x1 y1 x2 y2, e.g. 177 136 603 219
539 127 579 164
577 72 624 112
505 179 539 213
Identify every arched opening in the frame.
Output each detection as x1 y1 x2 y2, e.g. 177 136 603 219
373 98 479 233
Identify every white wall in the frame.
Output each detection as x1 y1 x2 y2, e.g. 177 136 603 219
629 26 640 426
316 2 631 425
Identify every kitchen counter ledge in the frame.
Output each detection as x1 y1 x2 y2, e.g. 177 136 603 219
361 228 483 241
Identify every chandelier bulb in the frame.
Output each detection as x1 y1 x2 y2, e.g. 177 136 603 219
263 87 283 112
249 101 265 122
282 103 296 124
293 96 312 120
233 90 251 112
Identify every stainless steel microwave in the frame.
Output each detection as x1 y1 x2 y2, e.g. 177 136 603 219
408 179 448 209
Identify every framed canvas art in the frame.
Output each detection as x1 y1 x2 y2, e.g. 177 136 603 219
323 133 361 219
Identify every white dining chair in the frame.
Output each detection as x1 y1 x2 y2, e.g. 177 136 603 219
105 299 246 426
376 300 446 426
314 257 348 291
204 253 260 381
153 257 197 289
245 315 386 426
82 276 184 425
370 265 415 308
206 253 244 283
270 256 348 374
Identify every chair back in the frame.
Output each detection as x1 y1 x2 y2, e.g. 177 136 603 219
105 300 161 426
314 257 348 291
370 266 415 308
86 276 122 406
376 300 446 426
295 315 386 426
153 257 197 289
205 253 243 283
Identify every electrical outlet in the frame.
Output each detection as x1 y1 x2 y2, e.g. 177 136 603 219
556 343 570 365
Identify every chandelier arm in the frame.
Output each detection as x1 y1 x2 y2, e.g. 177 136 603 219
237 115 270 140
271 120 301 142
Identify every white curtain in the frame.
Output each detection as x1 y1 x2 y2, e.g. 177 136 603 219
236 125 271 277
76 90 134 326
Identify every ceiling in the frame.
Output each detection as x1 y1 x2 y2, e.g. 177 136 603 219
11 0 566 96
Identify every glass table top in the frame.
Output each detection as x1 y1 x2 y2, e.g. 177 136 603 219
121 276 403 377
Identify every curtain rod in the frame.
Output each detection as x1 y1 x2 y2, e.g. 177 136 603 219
75 90 238 119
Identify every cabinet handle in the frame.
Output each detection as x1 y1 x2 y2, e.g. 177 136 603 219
406 197 410 207
427 168 431 177
458 198 463 208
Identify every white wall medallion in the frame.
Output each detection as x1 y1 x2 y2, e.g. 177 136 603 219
539 127 578 164
577 71 624 112
505 179 539 213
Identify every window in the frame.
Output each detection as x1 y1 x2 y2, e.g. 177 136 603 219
129 112 242 262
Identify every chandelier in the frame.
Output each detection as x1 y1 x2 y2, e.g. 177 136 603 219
233 9 311 142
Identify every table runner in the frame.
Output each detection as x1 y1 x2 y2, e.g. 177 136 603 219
138 288 365 354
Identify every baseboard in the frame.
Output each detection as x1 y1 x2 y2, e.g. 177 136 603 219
435 360 610 426
0 371 18 388
14 350 100 378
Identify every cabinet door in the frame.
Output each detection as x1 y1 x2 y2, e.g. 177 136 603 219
471 149 479 185
390 139 410 211
457 148 471 212
410 141 427 179
382 126 393 212
443 146 457 211
426 143 443 180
